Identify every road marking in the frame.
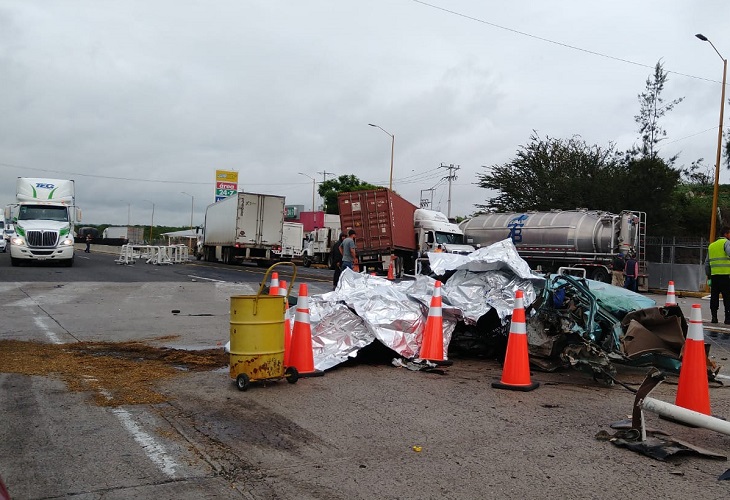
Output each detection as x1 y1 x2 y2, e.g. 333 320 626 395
111 406 179 478
34 316 61 344
187 274 226 283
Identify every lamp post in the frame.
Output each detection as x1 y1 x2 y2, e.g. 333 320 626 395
181 192 194 230
696 33 727 243
298 172 316 211
143 200 155 244
368 123 395 191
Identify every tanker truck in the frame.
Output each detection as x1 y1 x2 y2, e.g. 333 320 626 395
6 178 81 267
459 210 646 285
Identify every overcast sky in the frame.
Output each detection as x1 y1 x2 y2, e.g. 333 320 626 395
2 0 729 227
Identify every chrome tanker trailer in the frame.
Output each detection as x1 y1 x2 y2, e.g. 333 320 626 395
459 210 646 285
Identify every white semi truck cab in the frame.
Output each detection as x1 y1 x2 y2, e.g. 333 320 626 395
414 209 474 256
7 178 81 267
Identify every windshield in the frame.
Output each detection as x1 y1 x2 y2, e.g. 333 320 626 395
435 231 464 245
18 205 69 222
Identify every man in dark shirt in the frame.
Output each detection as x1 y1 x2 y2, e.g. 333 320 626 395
330 233 347 290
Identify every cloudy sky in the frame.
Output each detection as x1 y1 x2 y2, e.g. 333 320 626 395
1 0 729 227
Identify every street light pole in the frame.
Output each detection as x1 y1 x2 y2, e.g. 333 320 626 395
368 123 395 191
696 33 728 243
298 172 316 211
181 192 194 230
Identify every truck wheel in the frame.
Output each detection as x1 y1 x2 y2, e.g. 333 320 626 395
63 258 74 267
302 255 312 268
10 257 19 267
590 267 610 283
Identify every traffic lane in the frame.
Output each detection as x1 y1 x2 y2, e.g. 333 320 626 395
0 248 336 288
0 373 242 499
159 360 730 498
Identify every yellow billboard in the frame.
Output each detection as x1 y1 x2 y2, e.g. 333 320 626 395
215 170 239 183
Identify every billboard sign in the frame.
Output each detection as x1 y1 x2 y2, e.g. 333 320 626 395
215 170 238 202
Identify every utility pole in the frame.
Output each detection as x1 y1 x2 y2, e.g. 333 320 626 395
439 163 460 219
317 171 336 211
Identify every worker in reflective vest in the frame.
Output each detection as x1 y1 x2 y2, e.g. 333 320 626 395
705 226 730 324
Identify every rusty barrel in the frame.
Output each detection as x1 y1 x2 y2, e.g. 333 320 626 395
229 294 285 382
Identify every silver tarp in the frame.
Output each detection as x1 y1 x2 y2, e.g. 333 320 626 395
306 239 543 371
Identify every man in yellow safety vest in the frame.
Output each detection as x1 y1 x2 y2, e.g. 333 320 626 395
705 226 730 324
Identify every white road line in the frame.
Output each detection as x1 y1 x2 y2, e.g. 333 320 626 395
187 274 226 283
111 407 179 478
33 316 61 344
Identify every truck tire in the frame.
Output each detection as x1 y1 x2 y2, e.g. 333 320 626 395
10 257 19 267
590 267 610 283
302 254 312 267
63 257 74 267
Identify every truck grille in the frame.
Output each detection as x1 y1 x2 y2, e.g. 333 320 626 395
26 230 59 247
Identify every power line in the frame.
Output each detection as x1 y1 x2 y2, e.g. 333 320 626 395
410 0 725 84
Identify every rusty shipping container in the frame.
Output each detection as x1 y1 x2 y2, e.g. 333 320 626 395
338 189 418 274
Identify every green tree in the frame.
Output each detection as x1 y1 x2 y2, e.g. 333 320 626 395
634 60 684 161
475 133 624 213
619 156 681 234
318 175 379 214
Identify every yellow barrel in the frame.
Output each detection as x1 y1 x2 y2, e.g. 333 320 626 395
230 294 286 382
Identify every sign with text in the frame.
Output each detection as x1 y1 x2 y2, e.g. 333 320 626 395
215 169 238 202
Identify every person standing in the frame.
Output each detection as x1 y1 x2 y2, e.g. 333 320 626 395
85 234 92 253
330 232 347 290
340 229 357 272
611 253 625 287
623 252 638 292
705 226 730 324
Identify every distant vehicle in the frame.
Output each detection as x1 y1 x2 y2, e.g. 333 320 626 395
0 236 6 253
273 221 304 261
6 177 82 267
459 209 647 285
301 227 341 267
200 192 285 265
337 189 473 277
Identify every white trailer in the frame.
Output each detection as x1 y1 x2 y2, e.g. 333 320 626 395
201 192 285 265
273 221 304 261
7 178 81 267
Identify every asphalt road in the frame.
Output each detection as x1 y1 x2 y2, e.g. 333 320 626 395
2 246 730 499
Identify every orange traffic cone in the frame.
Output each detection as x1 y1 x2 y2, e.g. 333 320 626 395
288 283 324 377
665 281 677 307
419 281 446 362
675 304 711 415
268 272 280 296
278 280 293 367
387 256 395 280
492 290 539 391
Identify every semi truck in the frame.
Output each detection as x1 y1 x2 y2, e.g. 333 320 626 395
102 226 145 243
337 189 474 277
459 209 647 285
301 227 340 267
5 178 81 267
200 192 285 265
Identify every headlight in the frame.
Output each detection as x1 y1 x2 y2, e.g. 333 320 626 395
61 238 75 246
11 236 25 246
